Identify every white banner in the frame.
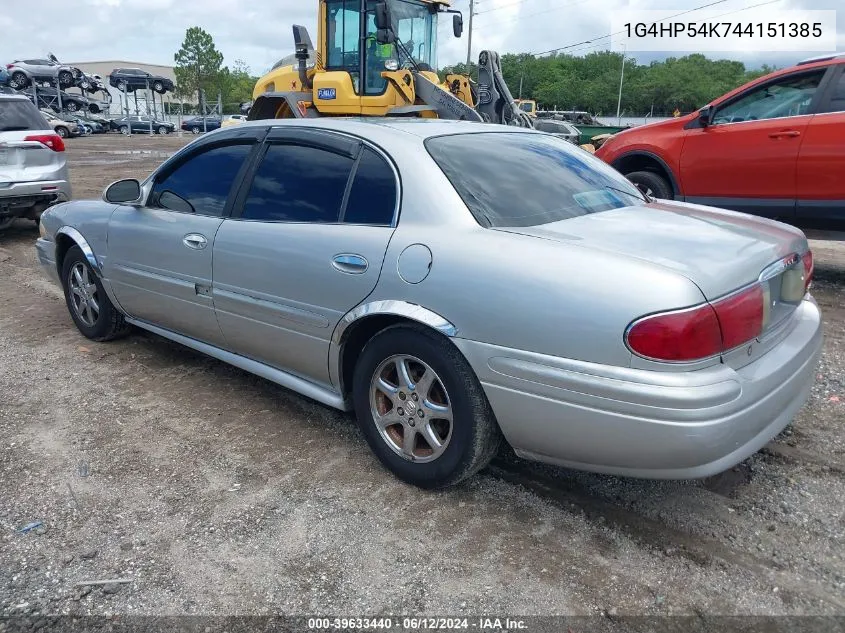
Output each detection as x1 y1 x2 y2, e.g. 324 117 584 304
611 9 837 52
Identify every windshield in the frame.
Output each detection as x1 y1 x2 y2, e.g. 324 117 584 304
388 0 437 68
425 132 647 228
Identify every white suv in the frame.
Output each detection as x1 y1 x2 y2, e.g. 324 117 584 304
0 94 71 230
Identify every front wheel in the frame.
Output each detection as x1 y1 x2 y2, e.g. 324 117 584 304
158 125 169 135
153 81 164 93
61 246 131 341
120 125 130 135
65 101 79 112
55 126 69 138
190 126 200 134
625 170 673 200
353 324 502 489
58 70 73 87
10 71 29 89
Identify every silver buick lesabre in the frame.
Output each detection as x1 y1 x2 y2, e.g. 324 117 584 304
36 119 823 488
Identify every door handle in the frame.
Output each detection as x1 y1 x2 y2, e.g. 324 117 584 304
182 233 208 250
768 130 801 139
331 254 369 274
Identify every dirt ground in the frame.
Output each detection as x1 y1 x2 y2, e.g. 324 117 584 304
0 133 843 622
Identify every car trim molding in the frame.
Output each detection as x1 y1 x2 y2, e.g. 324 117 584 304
56 226 102 277
332 300 457 346
125 317 346 410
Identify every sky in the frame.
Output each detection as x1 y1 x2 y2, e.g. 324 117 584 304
0 0 842 77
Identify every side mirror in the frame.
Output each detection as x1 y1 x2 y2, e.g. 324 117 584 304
103 179 141 204
699 105 713 127
374 2 393 31
453 14 464 38
375 29 396 45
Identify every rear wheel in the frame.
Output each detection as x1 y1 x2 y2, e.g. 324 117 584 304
625 170 673 200
55 126 69 138
353 324 501 489
58 70 73 87
191 126 200 134
61 246 131 341
120 125 130 135
10 71 28 89
65 101 79 112
116 80 128 91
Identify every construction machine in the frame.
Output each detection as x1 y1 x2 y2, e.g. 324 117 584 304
248 0 533 127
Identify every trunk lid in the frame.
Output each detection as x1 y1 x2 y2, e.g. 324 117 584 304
494 199 807 300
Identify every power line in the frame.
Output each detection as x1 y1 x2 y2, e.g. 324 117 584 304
473 0 590 30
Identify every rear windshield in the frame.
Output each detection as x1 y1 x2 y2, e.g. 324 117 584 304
0 99 48 132
425 132 646 228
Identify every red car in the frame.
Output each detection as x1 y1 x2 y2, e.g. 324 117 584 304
595 53 845 231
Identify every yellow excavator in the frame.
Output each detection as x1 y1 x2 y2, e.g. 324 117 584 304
248 0 533 127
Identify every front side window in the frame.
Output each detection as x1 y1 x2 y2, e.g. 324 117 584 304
150 143 253 217
714 70 825 124
241 144 354 223
426 132 646 228
820 69 845 113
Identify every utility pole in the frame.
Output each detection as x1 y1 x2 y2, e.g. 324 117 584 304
616 45 627 126
466 0 475 67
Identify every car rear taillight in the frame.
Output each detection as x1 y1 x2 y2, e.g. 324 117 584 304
627 284 765 362
5 64 13 69
626 304 722 362
802 250 813 292
24 134 65 152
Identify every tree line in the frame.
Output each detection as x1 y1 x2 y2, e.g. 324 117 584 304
442 52 776 117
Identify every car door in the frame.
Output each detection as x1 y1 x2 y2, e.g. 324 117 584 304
106 130 264 345
212 127 399 387
796 64 845 229
679 68 827 220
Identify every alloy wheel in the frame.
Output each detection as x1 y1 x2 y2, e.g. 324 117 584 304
369 355 453 463
68 262 100 327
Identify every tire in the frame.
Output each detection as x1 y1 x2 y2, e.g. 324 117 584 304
61 246 131 341
120 125 130 135
58 70 73 87
65 101 79 112
55 126 69 139
10 71 28 89
191 126 200 135
352 324 502 489
116 80 128 91
80 79 91 90
625 170 673 200
158 125 168 135
153 81 164 93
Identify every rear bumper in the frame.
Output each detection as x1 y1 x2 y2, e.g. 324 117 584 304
0 180 71 218
455 298 823 479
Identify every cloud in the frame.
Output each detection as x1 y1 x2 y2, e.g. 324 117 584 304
0 0 841 76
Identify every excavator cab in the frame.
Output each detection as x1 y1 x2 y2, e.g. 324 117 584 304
249 0 532 127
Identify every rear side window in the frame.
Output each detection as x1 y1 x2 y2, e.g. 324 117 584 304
150 143 253 216
0 99 48 131
241 144 354 222
343 147 397 225
425 132 646 228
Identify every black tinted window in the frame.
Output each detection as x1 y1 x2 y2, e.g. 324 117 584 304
425 132 646 228
343 147 396 225
821 71 845 113
151 143 252 216
241 144 353 222
0 99 48 131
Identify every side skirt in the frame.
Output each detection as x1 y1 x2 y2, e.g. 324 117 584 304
125 317 350 411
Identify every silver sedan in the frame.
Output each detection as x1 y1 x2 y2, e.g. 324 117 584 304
35 118 823 488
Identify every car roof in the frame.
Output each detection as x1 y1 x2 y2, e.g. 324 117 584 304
231 117 534 140
0 93 33 101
